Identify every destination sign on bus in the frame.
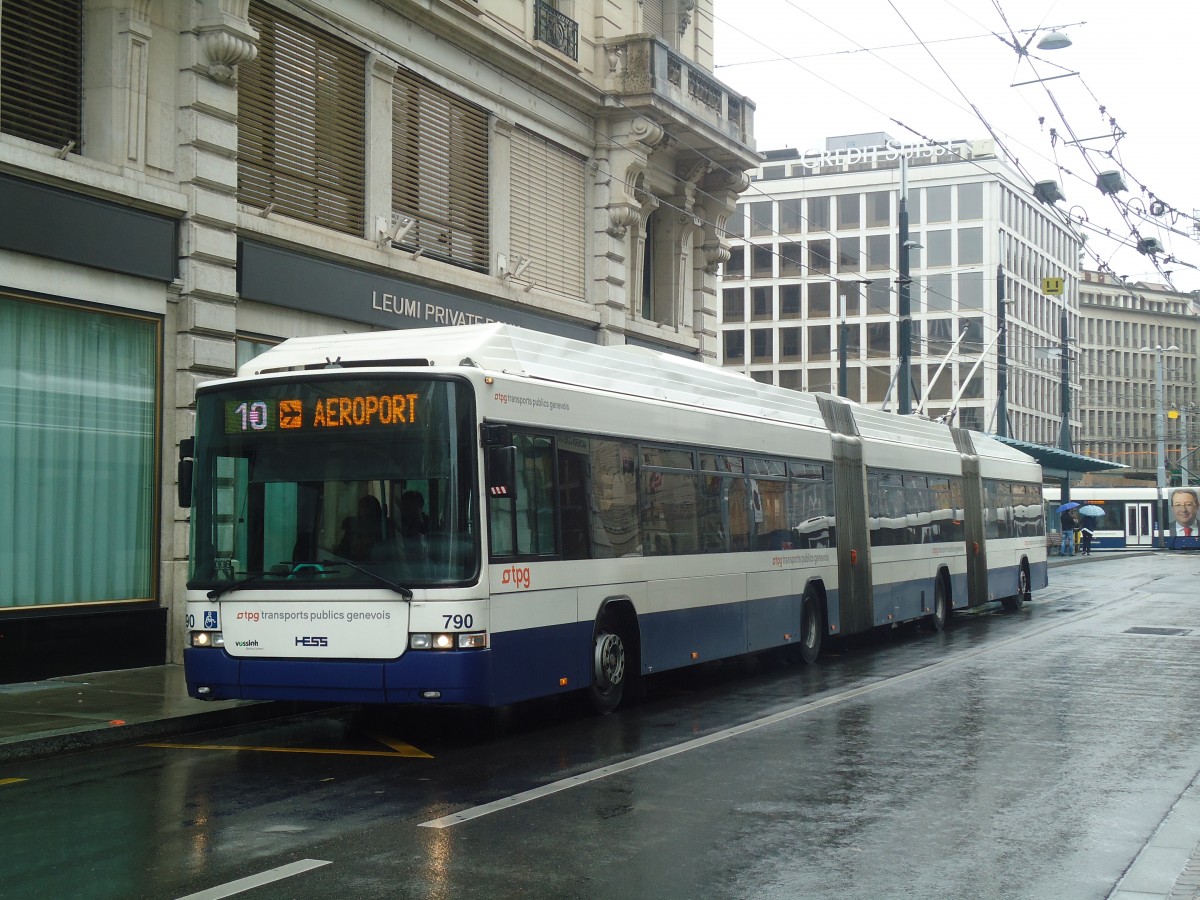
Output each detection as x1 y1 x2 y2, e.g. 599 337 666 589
224 393 420 434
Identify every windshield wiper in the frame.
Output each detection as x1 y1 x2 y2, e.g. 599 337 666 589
319 560 413 600
206 571 273 601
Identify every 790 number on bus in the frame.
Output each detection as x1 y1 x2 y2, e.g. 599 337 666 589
443 614 474 629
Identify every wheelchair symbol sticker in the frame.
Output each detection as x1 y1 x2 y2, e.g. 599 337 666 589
203 610 219 629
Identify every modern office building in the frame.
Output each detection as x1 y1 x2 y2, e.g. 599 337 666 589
718 133 1082 442
0 0 757 681
1076 270 1200 482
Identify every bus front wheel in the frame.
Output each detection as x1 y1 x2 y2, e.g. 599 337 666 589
927 576 948 632
1002 563 1031 611
797 591 823 664
589 618 627 715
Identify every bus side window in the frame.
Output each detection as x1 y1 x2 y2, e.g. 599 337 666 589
557 446 591 560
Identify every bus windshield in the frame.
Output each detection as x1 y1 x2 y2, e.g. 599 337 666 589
188 375 478 590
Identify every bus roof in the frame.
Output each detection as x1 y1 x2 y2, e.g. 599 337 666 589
240 324 1039 472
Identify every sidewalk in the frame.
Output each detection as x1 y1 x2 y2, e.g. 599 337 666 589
0 663 290 764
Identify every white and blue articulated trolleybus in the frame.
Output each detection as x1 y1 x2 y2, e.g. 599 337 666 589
180 324 1047 713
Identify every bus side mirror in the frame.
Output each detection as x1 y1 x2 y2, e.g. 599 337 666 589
177 437 194 508
486 445 516 498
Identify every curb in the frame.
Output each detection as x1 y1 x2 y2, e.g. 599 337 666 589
0 700 324 764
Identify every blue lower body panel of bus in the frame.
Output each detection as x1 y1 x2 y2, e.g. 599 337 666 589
185 647 497 706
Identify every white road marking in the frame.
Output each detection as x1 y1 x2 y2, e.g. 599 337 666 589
174 859 331 899
420 600 1114 829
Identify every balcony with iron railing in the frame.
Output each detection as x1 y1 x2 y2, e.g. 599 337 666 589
534 0 578 62
604 35 755 154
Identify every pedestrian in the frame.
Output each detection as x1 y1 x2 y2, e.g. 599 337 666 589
1059 508 1076 556
1080 520 1094 556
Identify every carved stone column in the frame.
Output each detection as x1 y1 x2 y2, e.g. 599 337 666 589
593 115 668 343
165 0 258 662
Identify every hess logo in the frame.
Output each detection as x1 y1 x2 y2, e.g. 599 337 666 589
295 636 329 647
500 566 532 588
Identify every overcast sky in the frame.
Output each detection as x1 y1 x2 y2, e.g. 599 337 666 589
712 0 1200 293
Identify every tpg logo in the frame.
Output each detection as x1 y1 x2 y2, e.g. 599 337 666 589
295 636 329 647
500 565 531 588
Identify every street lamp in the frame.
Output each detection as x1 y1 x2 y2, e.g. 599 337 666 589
1141 343 1180 548
897 154 919 415
835 278 872 399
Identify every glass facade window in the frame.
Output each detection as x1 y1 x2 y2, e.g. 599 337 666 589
867 191 890 227
809 368 832 393
780 198 802 233
751 244 773 278
927 318 954 351
837 236 860 273
959 271 984 309
837 194 860 229
866 234 890 271
867 280 891 315
780 284 801 318
723 330 745 365
723 288 745 322
808 282 831 318
926 229 952 267
867 322 891 357
927 185 952 222
751 286 772 321
866 365 890 402
780 327 801 361
778 369 802 390
1 296 159 609
751 328 773 362
781 242 804 276
959 227 983 265
959 182 983 219
749 201 772 236
807 196 830 232
961 317 984 354
926 273 953 311
808 324 831 357
809 239 831 274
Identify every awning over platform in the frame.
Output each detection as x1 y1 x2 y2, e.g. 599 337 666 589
984 435 1126 480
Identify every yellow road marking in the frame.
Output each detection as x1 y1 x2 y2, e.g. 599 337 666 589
369 733 434 758
1 777 28 787
141 737 432 758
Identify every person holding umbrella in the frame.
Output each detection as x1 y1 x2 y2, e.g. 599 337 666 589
1058 501 1080 556
1077 504 1105 556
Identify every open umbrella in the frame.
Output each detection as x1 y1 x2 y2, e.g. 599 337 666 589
1056 501 1081 513
1078 504 1105 517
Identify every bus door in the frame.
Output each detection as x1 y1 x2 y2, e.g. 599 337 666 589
1126 501 1155 547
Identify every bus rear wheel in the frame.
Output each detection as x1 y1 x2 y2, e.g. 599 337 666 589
589 618 627 715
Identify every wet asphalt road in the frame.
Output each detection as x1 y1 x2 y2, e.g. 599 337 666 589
3 553 1199 900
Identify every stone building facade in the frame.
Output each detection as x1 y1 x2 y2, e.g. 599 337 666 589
0 0 757 680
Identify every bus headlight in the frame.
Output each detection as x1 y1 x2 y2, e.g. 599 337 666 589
410 632 487 650
191 631 224 648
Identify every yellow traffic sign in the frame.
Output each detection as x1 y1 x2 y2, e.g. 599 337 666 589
1042 277 1064 295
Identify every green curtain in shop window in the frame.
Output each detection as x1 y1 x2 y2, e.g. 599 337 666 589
0 297 157 608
